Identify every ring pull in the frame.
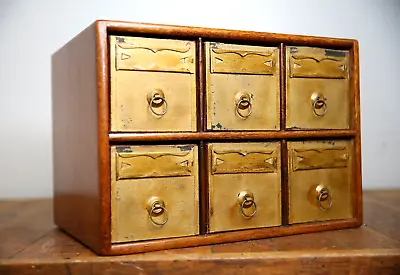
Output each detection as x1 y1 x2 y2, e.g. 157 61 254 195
235 92 253 119
237 191 257 218
146 197 168 226
315 185 333 211
311 92 327 117
147 89 168 116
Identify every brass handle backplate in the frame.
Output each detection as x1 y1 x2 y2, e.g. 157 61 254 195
146 196 168 226
237 191 257 218
235 92 253 119
147 89 168 116
311 92 327 117
315 185 333 211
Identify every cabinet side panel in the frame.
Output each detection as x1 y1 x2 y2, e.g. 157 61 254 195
52 23 101 252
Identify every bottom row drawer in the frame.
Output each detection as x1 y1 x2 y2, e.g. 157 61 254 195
111 145 199 243
111 140 354 243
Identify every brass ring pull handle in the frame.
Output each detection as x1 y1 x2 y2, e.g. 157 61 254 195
311 93 327 117
147 89 168 116
237 191 257 218
146 197 168 226
315 185 333 211
235 92 253 119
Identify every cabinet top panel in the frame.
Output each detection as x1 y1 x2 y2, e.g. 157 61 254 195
93 20 357 49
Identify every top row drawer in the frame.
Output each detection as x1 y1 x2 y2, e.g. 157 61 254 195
110 36 351 132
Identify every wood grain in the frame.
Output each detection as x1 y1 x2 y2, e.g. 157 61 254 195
0 191 399 274
96 20 112 255
0 200 53 259
104 20 356 49
364 190 400 241
52 22 102 253
109 130 357 142
351 40 363 224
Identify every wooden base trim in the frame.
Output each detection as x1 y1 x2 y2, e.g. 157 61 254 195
108 218 362 256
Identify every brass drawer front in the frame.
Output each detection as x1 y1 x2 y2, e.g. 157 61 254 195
288 46 349 79
210 43 276 75
110 36 197 132
208 142 281 233
113 36 195 73
111 145 199 243
116 145 195 180
206 43 280 131
288 140 354 224
286 47 350 130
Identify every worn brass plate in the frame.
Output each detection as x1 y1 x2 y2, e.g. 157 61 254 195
116 146 195 179
111 145 199 243
110 36 196 132
208 142 281 233
286 46 350 130
210 43 275 75
206 43 280 131
114 36 195 73
289 46 349 79
288 140 354 224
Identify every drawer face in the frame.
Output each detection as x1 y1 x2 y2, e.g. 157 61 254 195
110 36 196 132
111 145 199 243
286 46 350 129
206 43 280 131
288 140 354 224
208 142 281 233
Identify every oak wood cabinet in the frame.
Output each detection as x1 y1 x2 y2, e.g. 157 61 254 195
52 20 362 255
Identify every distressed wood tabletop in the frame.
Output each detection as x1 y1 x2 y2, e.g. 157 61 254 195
0 190 399 274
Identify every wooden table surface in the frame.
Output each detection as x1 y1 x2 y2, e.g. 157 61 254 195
0 190 399 274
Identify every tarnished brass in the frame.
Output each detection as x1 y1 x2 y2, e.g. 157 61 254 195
237 191 257 218
289 47 349 79
116 149 194 180
114 36 195 73
208 142 281 233
210 47 275 75
111 145 199 243
314 184 333 211
206 42 280 131
286 46 350 129
234 92 253 119
310 92 327 117
147 89 168 116
110 36 197 132
288 140 354 224
146 197 168 226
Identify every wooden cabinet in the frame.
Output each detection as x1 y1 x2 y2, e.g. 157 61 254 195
52 20 362 256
